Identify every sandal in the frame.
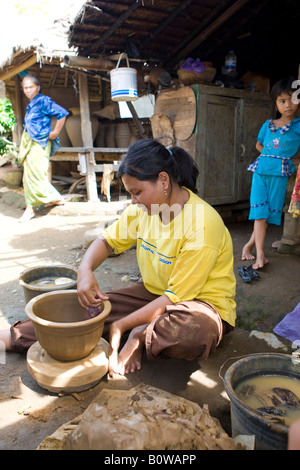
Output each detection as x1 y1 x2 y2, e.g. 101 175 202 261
45 199 65 208
247 265 260 281
238 266 252 282
237 265 260 283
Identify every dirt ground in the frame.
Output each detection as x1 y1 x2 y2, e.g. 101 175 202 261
0 183 299 450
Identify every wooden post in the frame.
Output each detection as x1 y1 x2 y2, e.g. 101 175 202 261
78 73 98 202
13 75 23 146
127 101 146 139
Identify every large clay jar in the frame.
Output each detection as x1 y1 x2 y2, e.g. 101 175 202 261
115 122 131 148
65 108 98 147
95 122 106 147
105 122 116 147
51 117 71 147
25 290 111 361
129 134 138 145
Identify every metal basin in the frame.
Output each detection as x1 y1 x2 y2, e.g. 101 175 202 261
19 265 77 303
223 353 300 450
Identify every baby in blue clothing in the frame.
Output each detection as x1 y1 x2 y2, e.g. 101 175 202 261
242 76 300 269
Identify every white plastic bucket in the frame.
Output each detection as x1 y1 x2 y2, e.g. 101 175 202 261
110 54 138 102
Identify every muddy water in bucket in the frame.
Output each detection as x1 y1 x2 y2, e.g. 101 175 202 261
223 353 300 450
19 265 77 303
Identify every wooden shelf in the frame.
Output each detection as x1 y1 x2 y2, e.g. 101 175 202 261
51 147 129 162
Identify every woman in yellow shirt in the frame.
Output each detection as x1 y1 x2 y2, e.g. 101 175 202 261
1 139 236 373
77 139 236 375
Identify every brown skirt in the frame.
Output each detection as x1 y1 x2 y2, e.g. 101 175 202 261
11 282 234 360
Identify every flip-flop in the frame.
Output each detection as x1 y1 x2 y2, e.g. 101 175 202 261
45 200 65 208
237 266 252 283
237 265 260 283
247 265 260 281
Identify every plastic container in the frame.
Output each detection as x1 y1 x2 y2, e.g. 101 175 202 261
225 50 237 73
110 54 138 102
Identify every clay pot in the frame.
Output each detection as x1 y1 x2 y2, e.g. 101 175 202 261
95 122 106 147
25 290 111 361
65 108 99 147
115 122 131 147
19 265 77 304
149 68 172 87
0 165 23 186
105 122 116 147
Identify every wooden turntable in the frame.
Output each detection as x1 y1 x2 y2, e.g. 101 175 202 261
27 338 110 393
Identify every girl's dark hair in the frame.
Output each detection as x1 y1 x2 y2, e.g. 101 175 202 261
270 76 296 100
22 74 43 92
119 139 199 193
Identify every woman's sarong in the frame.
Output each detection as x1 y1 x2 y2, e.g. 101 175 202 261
22 139 62 206
11 283 234 359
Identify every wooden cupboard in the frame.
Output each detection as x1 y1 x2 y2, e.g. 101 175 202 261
180 85 274 205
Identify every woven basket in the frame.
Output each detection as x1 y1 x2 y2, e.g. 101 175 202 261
177 67 216 85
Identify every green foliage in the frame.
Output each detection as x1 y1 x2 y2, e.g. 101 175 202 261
0 98 15 157
12 0 50 16
0 99 15 133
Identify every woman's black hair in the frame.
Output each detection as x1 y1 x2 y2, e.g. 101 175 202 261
118 139 199 193
22 74 43 92
270 76 296 101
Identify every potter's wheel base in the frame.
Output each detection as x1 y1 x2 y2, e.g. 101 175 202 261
27 338 110 394
34 378 102 394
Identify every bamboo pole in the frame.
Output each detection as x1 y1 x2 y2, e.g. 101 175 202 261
0 54 38 81
63 55 114 71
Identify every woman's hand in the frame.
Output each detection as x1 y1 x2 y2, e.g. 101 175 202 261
77 269 108 309
48 130 58 140
49 117 66 140
76 237 113 308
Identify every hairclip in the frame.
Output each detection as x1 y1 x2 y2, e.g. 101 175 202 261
166 147 173 156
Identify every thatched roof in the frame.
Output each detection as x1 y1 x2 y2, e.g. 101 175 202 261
1 0 299 89
0 0 84 70
67 0 300 83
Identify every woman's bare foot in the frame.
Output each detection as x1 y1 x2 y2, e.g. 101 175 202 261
252 254 269 270
109 325 147 375
18 207 35 223
242 244 255 260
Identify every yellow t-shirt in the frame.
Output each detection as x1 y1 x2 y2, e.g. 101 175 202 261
102 189 236 326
